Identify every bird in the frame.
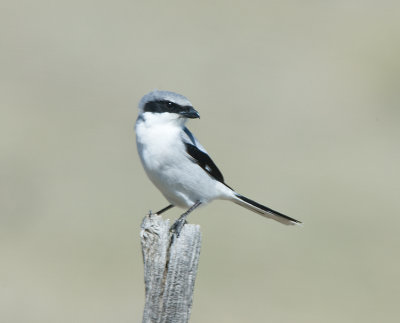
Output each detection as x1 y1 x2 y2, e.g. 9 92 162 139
135 90 301 235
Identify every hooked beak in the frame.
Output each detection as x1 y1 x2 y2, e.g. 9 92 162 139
179 106 200 119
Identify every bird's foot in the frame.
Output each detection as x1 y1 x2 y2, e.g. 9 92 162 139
170 218 187 238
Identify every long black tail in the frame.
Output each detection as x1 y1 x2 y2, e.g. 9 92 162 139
233 193 302 225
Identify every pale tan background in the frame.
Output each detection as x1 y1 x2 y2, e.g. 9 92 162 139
1 1 400 322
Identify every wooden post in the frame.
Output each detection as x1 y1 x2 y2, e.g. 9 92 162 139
141 213 202 323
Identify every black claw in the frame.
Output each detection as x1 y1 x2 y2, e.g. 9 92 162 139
170 219 187 237
169 201 201 238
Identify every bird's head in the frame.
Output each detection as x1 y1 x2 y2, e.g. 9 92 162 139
138 90 200 126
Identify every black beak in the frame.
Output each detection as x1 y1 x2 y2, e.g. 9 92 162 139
179 106 200 119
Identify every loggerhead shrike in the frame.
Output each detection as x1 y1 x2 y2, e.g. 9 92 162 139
135 90 301 235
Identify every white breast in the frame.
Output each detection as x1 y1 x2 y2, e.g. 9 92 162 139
135 113 233 208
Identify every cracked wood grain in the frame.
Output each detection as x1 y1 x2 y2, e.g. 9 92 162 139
141 214 201 323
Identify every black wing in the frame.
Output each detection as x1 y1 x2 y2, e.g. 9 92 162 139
184 142 225 183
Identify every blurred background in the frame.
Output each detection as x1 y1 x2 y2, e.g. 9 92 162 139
1 1 399 322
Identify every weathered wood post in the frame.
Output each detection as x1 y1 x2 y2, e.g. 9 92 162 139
140 213 202 323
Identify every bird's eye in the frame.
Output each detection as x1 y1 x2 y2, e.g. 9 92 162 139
166 101 173 108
